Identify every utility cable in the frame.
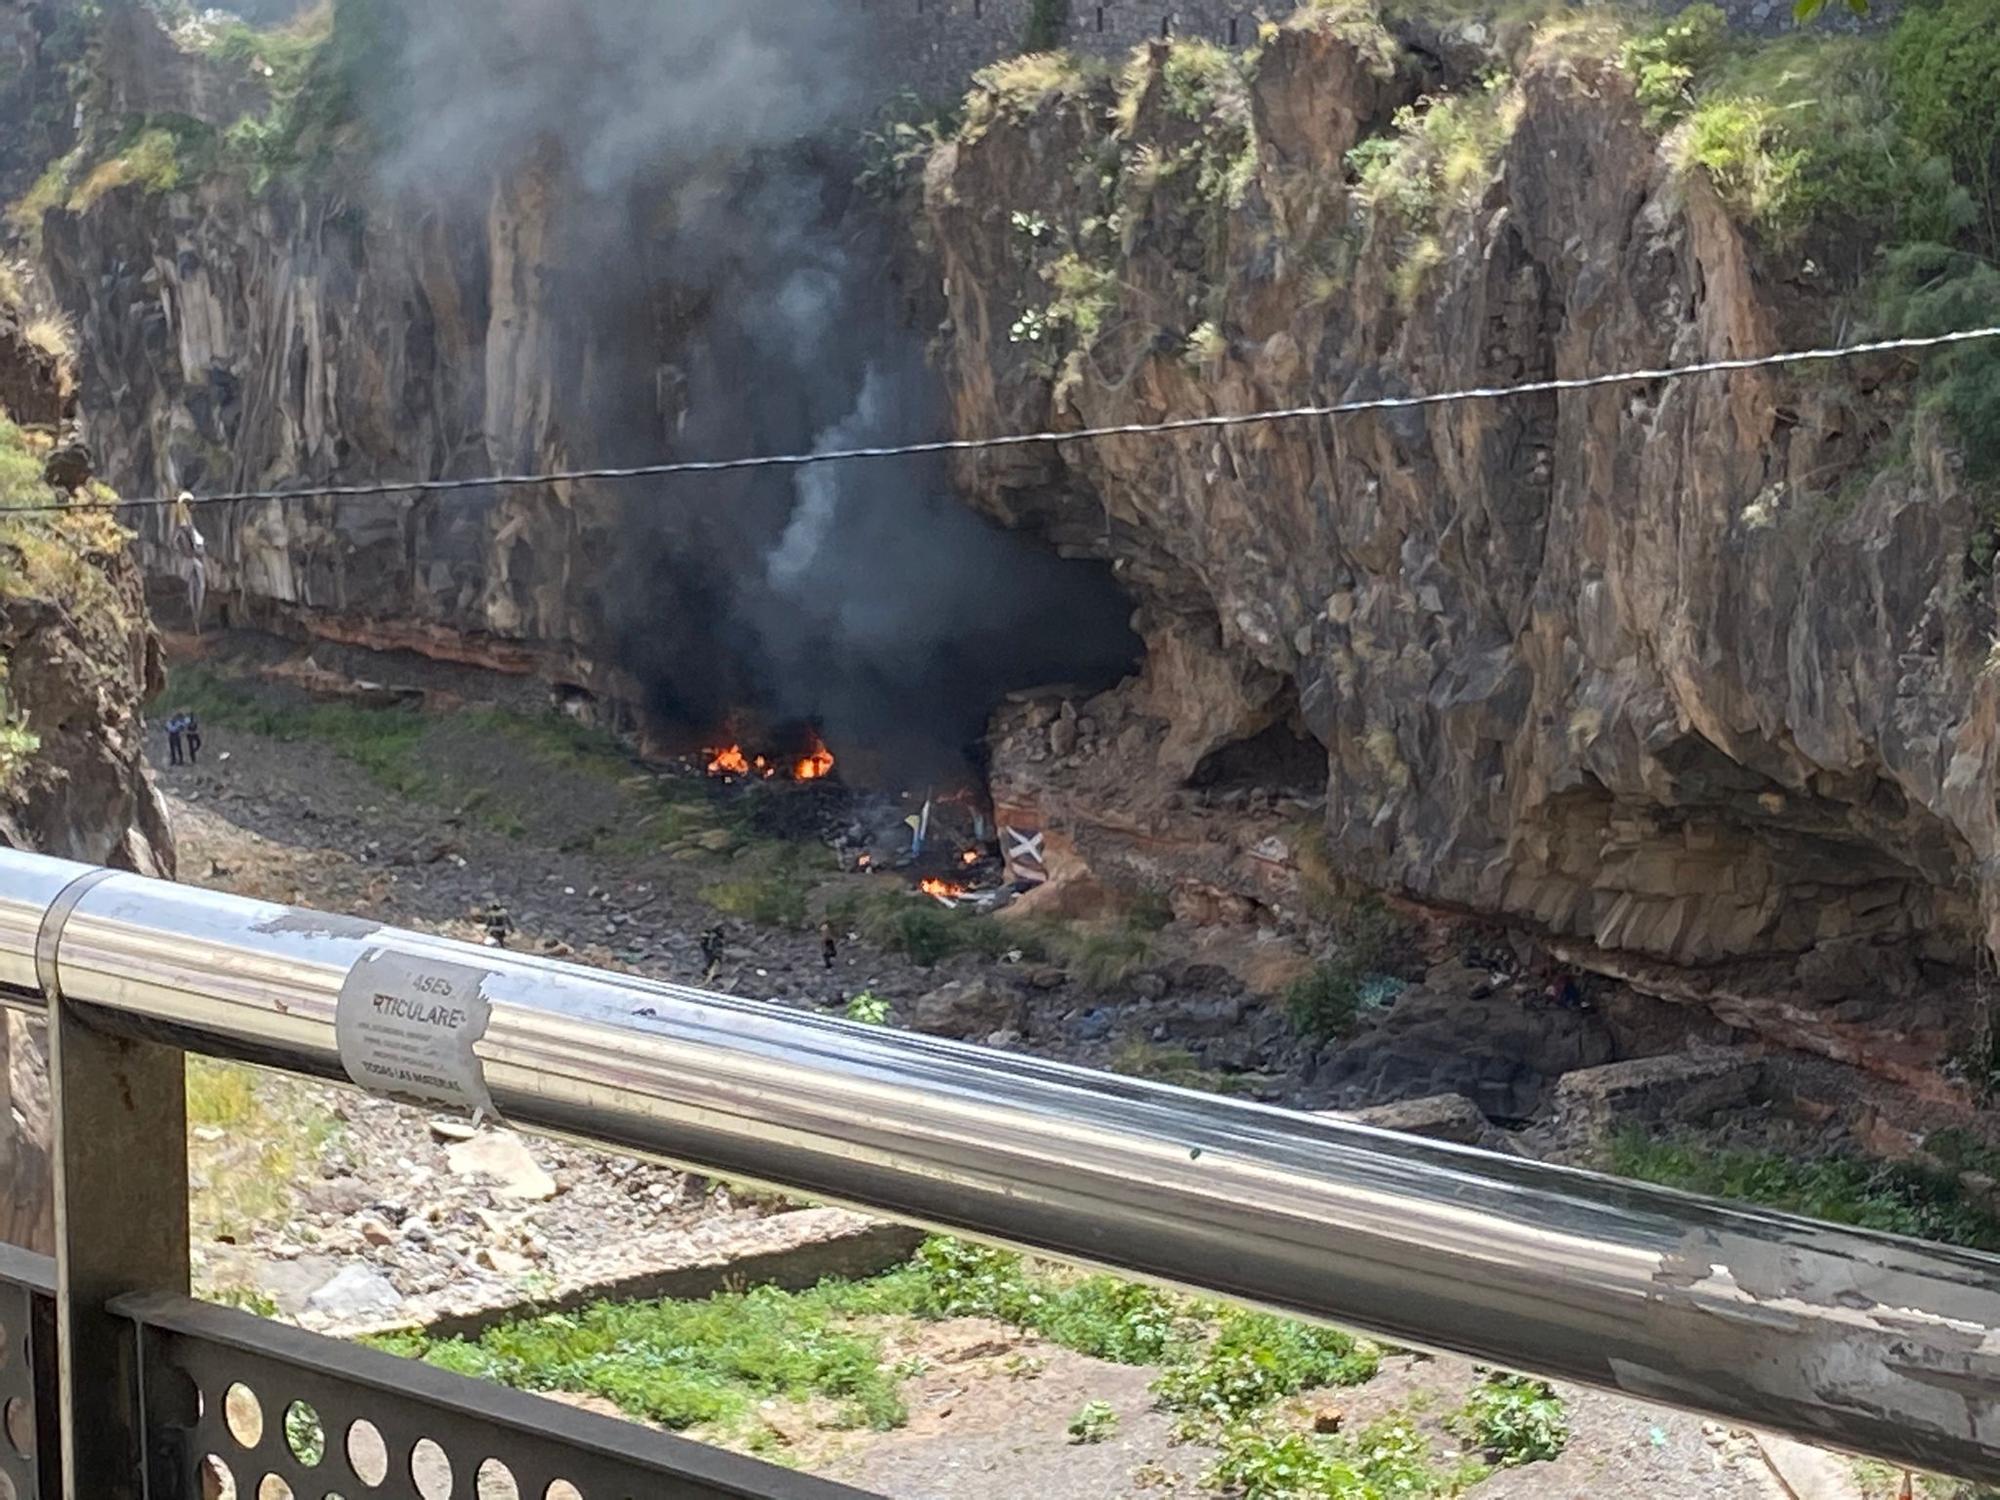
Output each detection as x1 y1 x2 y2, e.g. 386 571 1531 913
11 323 2000 516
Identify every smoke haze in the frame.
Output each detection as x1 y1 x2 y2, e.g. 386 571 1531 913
369 0 1139 781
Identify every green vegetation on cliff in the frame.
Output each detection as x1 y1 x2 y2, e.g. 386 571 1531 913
947 0 2000 495
0 416 132 791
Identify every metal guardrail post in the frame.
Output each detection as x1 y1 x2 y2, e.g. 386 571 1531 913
42 871 188 1500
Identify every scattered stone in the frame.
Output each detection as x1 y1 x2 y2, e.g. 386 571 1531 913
476 1246 534 1277
428 1116 479 1143
1072 1007 1114 1042
305 1264 401 1319
446 1130 560 1202
356 1216 396 1248
1305 1396 1345 1434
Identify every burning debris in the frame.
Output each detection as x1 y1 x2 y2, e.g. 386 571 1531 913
919 877 969 905
704 730 836 784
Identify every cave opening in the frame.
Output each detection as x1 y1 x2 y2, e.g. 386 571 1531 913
1189 695 1329 797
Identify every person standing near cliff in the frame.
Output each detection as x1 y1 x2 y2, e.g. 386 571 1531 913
165 712 185 768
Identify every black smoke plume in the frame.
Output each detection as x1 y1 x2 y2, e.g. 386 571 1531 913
366 0 1139 783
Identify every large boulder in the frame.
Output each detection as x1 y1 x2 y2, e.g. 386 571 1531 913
912 977 1029 1040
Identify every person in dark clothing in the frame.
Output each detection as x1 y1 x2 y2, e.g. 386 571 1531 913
480 900 513 949
699 925 726 982
165 713 185 767
820 920 838 971
184 712 203 764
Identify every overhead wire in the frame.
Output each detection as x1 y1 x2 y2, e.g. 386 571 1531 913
11 323 2000 516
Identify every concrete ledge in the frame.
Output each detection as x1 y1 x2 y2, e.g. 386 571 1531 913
344 1208 926 1341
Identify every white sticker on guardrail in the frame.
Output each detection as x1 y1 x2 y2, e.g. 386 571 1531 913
335 948 498 1119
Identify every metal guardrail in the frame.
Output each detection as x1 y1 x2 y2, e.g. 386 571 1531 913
0 848 1996 1497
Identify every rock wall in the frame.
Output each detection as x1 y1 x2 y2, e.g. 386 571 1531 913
43 166 631 693
0 283 173 1256
925 16 1995 1046
0 302 170 875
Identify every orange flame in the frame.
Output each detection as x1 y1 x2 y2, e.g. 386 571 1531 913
794 735 836 781
920 877 967 903
707 734 835 782
961 849 981 867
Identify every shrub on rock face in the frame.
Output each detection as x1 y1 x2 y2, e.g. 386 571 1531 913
1285 959 1362 1042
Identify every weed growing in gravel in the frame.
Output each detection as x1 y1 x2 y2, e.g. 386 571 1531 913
1067 1399 1118 1444
1607 1129 2000 1250
843 991 890 1025
1449 1372 1569 1467
1152 1310 1381 1432
1208 1414 1487 1500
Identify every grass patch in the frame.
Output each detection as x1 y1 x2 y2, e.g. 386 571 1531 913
1606 1128 2000 1250
187 1059 340 1247
1108 1039 1248 1095
703 851 814 929
376 1277 915 1439
1021 918 1153 987
827 887 1016 965
159 665 748 854
379 1234 1389 1454
163 665 430 793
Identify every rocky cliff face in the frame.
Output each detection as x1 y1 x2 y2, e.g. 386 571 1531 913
926 19 1995 1055
0 300 172 876
26 3 1999 1062
41 147 629 692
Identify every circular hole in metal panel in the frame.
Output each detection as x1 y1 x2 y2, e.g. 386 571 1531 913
3 1396 31 1458
344 1420 389 1488
0 1470 17 1500
224 1385 264 1449
257 1477 295 1500
284 1402 326 1467
410 1438 452 1500
199 1455 240 1500
544 1483 585 1500
476 1458 520 1499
